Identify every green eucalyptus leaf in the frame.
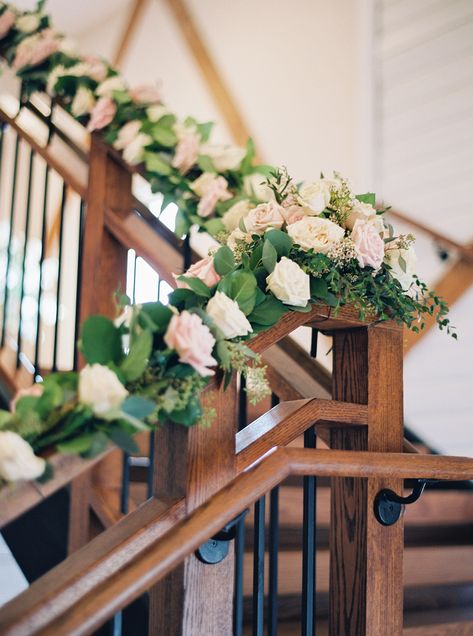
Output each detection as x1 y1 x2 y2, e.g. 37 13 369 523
175 208 190 238
218 270 258 315
144 152 172 176
355 192 376 207
248 295 287 326
177 276 212 298
80 316 122 365
122 396 156 420
262 239 277 273
196 121 214 142
167 395 203 426
57 434 94 454
121 329 153 381
213 245 235 276
310 277 328 300
204 218 225 237
215 340 231 369
140 302 173 332
197 155 216 173
265 229 293 257
151 123 177 147
108 426 140 454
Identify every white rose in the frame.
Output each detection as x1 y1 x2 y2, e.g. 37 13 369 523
71 86 96 117
206 291 253 339
190 172 215 197
200 144 246 171
243 173 274 202
244 202 284 235
227 228 252 252
147 104 169 122
287 216 345 253
78 364 128 416
0 431 45 482
384 245 417 291
113 121 151 165
96 75 126 97
299 179 335 214
266 257 310 307
113 120 142 150
16 13 40 33
345 199 384 234
222 200 252 231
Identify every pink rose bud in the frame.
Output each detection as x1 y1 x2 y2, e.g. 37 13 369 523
173 255 221 289
164 311 217 377
87 96 117 132
172 132 200 174
351 219 384 270
129 84 161 104
0 9 15 40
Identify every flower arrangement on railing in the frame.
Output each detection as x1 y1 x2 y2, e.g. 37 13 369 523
0 1 455 484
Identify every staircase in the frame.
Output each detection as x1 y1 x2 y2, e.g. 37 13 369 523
1 95 473 636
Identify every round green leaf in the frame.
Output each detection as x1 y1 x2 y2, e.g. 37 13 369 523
80 316 122 365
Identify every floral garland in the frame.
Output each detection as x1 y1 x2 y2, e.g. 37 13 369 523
0 1 455 484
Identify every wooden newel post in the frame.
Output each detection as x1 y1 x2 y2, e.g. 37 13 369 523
149 374 238 635
68 136 131 553
329 324 404 635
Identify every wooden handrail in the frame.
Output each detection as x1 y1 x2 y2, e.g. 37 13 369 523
1 446 472 636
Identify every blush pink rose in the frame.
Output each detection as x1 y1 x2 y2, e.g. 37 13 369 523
87 96 116 132
13 29 60 70
0 9 15 40
244 201 284 235
173 255 221 289
197 176 232 218
11 384 44 412
172 132 200 174
81 55 108 82
164 310 217 377
129 84 161 104
281 204 309 225
351 219 384 270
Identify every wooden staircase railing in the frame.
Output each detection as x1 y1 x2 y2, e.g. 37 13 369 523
2 95 473 636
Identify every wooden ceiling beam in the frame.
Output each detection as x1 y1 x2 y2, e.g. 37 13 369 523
113 0 149 68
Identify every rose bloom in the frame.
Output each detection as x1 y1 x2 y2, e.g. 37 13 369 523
0 431 45 482
287 216 345 254
129 84 161 104
351 219 384 270
113 121 152 165
345 199 384 234
222 199 252 232
114 120 142 150
78 364 128 416
172 131 200 174
96 75 126 97
164 311 217 377
280 204 312 225
80 56 108 82
266 257 310 307
71 86 96 117
244 202 284 235
191 173 232 218
11 383 44 412
227 228 252 253
384 244 417 291
0 9 16 40
199 144 246 172
13 29 60 70
174 255 221 289
206 291 252 339
87 96 116 132
299 179 337 214
16 13 41 34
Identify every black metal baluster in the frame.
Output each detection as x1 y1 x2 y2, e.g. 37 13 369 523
310 329 318 358
253 495 266 636
147 430 155 499
52 183 67 371
183 233 191 270
234 512 246 636
73 199 85 371
1 134 20 348
239 375 247 431
34 164 49 377
16 148 35 369
301 427 317 636
268 487 279 636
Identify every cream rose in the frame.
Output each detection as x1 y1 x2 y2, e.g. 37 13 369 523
0 431 45 482
266 257 310 307
174 255 221 289
287 216 345 253
222 200 252 231
243 173 274 202
351 219 384 270
96 75 126 97
16 13 41 34
227 228 252 253
345 199 384 234
384 245 417 291
78 364 128 416
200 144 246 171
71 86 96 117
299 179 337 214
114 120 151 165
280 204 312 225
206 291 252 339
164 310 217 377
244 202 284 235
146 104 169 122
